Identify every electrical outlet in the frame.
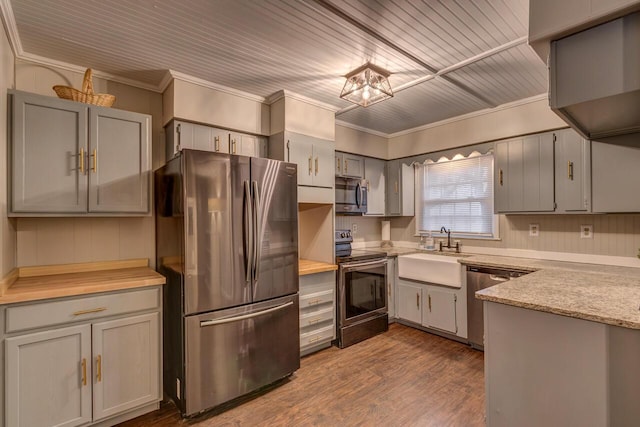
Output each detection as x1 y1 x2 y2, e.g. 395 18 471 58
529 223 539 237
351 223 358 234
580 224 593 239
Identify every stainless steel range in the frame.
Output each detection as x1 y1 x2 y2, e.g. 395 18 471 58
335 230 388 348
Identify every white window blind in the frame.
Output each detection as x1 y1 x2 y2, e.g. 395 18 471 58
416 153 494 237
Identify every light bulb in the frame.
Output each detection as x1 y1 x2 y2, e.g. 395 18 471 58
362 87 371 101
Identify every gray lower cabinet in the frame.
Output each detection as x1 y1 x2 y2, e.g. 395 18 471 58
364 157 386 216
3 287 161 427
422 287 457 334
10 90 151 216
396 280 422 324
166 120 266 159
299 271 335 356
385 160 414 216
494 132 555 213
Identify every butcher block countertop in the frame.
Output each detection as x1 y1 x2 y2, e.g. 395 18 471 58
299 259 338 276
461 255 640 330
0 259 166 305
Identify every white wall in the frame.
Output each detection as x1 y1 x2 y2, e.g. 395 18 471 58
335 124 387 159
388 97 567 159
0 24 15 276
14 61 163 267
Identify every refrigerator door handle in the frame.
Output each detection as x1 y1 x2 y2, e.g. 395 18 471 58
199 301 294 327
252 180 262 282
243 181 253 283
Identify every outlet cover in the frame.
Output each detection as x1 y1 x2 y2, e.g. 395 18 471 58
529 223 539 237
581 224 593 239
352 223 358 234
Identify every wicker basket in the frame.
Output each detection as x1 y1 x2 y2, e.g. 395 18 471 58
53 69 115 107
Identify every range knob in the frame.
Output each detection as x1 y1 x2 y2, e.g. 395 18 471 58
347 231 352 237
340 232 346 238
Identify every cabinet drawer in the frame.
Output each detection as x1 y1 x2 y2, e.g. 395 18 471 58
299 289 334 308
300 306 334 329
6 287 161 333
300 324 334 349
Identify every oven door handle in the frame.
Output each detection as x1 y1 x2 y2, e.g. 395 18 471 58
340 259 387 271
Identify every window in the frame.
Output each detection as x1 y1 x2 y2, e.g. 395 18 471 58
415 152 496 238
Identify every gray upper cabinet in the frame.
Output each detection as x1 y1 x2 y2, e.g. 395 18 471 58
89 107 150 213
592 134 640 212
273 131 333 188
385 160 414 217
11 91 89 214
335 152 364 178
10 90 151 216
166 120 266 160
494 132 555 213
364 157 385 216
554 128 591 212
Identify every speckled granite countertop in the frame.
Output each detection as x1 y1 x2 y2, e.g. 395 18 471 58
460 255 640 329
371 246 420 257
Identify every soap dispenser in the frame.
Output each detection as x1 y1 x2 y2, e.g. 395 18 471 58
425 231 435 251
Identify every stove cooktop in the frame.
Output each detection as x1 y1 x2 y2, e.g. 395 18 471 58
335 249 387 263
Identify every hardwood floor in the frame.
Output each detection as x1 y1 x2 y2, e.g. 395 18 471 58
119 323 485 426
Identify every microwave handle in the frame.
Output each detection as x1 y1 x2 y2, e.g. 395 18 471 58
355 182 361 208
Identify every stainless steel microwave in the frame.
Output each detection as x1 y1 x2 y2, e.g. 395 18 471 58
336 177 367 215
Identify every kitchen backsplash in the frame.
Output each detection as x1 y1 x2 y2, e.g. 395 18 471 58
338 214 640 258
16 217 155 267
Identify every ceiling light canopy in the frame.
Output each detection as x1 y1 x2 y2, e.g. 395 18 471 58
340 62 393 107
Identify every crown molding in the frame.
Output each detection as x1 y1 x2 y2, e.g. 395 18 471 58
266 89 341 112
335 120 389 138
387 93 549 139
0 0 20 56
168 70 266 102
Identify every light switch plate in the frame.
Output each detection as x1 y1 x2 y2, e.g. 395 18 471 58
581 224 593 239
529 223 539 237
352 223 358 234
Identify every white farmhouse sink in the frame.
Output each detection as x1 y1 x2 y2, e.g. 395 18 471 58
397 253 464 288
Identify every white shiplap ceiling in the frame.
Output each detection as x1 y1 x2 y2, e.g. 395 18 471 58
2 0 547 135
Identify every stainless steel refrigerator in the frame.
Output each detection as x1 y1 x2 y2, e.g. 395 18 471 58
155 149 300 417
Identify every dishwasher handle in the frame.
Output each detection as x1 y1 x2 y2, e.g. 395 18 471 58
489 274 510 282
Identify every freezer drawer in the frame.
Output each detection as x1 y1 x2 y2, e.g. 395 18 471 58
183 294 300 416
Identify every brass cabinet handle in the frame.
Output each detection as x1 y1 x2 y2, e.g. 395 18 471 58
428 294 432 312
307 299 321 305
73 307 107 316
315 157 318 176
232 138 237 154
176 123 181 151
96 355 102 382
214 136 220 152
499 169 503 186
308 157 312 175
336 157 340 171
78 148 85 174
90 149 97 172
81 358 87 386
416 293 419 309
568 161 574 180
309 336 322 344
308 318 321 325
345 159 348 174
286 140 290 162
395 181 399 194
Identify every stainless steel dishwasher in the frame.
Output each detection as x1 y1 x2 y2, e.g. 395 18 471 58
467 265 530 350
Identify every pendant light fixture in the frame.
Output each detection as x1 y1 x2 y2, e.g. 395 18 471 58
340 62 393 107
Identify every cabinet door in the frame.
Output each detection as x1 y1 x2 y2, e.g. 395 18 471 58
5 324 92 427
364 157 386 216
88 107 151 213
386 160 401 215
522 132 555 212
191 123 214 152
11 91 88 213
397 281 422 324
423 287 457 334
592 137 640 212
494 140 510 213
400 163 415 216
288 136 314 186
230 133 260 157
311 142 334 188
92 313 160 421
342 154 364 178
211 128 230 153
555 129 590 212
335 152 343 176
